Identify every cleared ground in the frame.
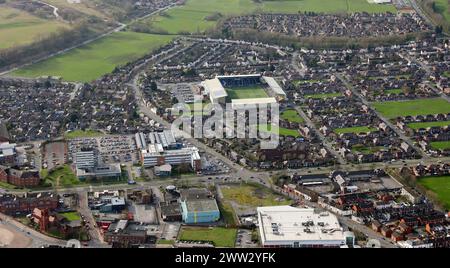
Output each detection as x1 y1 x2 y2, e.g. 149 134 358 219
226 86 269 99
178 227 237 247
65 129 104 139
373 98 450 119
0 6 68 50
418 175 450 210
221 183 290 207
12 32 175 82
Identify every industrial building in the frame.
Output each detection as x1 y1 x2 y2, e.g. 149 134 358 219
136 131 201 171
180 188 220 224
257 206 347 248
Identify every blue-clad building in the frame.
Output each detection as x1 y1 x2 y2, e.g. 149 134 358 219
180 188 220 224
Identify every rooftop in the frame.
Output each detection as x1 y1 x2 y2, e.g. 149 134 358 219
257 206 345 245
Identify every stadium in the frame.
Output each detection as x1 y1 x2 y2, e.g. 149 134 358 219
201 74 286 109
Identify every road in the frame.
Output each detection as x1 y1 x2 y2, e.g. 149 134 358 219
36 1 60 19
293 106 346 165
336 73 429 159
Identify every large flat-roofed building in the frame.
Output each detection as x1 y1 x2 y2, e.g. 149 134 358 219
180 188 220 224
136 131 201 171
257 206 346 248
202 74 285 106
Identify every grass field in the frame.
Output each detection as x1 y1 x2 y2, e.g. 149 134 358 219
0 6 68 50
143 0 396 34
305 92 343 99
351 145 384 154
65 129 104 139
178 227 237 247
418 175 450 210
385 89 404 95
373 98 450 119
45 0 108 19
226 86 269 99
281 109 304 123
334 126 377 134
259 124 302 137
408 120 450 130
430 141 450 150
59 212 81 221
221 183 290 207
12 32 175 82
433 0 450 24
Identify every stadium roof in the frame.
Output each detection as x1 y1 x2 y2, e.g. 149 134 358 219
231 97 277 109
216 74 261 79
202 78 227 100
263 76 286 96
257 206 346 246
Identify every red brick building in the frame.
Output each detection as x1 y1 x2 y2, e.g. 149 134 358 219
0 192 58 215
0 166 40 187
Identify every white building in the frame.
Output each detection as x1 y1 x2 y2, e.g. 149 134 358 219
75 150 96 169
257 206 346 248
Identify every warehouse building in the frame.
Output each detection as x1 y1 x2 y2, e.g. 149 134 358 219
180 188 220 224
257 206 347 248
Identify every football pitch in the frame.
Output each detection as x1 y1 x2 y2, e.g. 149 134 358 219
226 86 269 99
373 98 450 119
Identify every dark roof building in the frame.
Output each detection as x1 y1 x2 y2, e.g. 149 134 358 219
0 122 9 142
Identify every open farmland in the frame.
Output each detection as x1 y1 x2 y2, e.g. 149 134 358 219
0 6 68 50
141 0 396 34
12 32 175 82
373 98 450 119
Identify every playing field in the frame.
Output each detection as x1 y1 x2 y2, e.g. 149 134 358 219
12 32 175 82
334 126 377 134
418 175 450 210
0 7 68 50
143 0 396 34
281 109 304 123
373 98 450 119
226 86 269 99
408 120 450 130
305 92 343 99
430 141 450 150
179 227 237 247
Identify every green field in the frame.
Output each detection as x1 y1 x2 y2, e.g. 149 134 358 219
44 165 81 187
0 6 68 50
143 0 396 34
334 126 377 134
305 92 343 99
351 144 384 154
281 109 304 123
59 211 82 221
433 0 450 24
178 227 237 247
226 86 269 99
221 183 290 207
12 32 175 82
430 141 450 150
418 176 450 210
408 120 450 130
373 98 450 119
385 89 404 95
259 124 302 137
65 129 104 139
